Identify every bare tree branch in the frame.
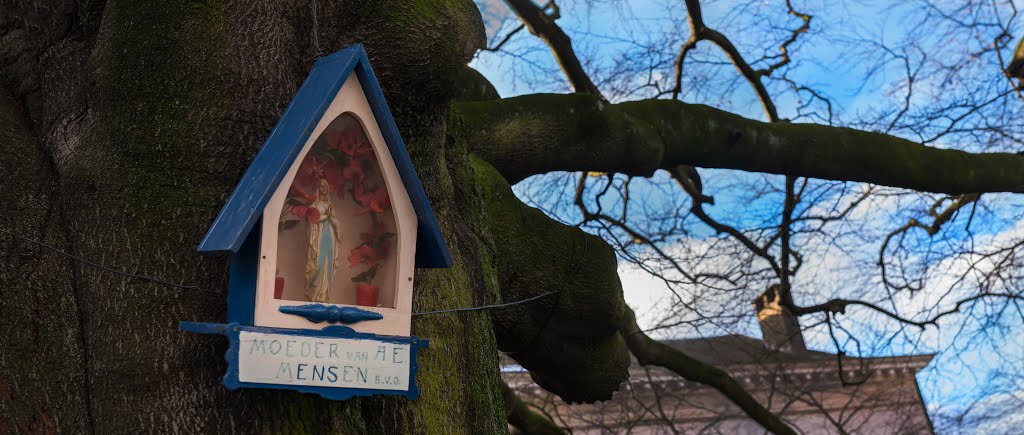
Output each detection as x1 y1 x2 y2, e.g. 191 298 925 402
879 193 982 292
672 0 809 120
668 165 782 276
620 308 797 435
792 292 1024 330
504 0 603 96
670 0 778 119
484 24 526 52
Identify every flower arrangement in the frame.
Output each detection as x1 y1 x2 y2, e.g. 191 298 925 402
280 119 395 306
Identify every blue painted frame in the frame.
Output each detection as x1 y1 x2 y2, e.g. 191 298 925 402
180 322 428 401
226 223 260 325
197 44 452 269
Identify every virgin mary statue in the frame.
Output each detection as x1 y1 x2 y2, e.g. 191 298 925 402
305 178 340 302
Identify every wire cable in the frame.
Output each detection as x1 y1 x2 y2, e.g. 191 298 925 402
0 226 562 315
0 227 221 296
311 0 325 59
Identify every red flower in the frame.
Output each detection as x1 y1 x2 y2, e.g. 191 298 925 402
326 129 344 151
295 157 325 189
355 140 372 156
305 206 320 224
358 224 391 259
343 160 365 184
289 184 313 205
291 204 321 224
356 188 390 215
348 244 378 268
330 126 372 157
323 163 345 196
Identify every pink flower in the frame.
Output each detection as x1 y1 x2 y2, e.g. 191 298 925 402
356 188 390 215
289 184 313 204
295 157 324 189
329 126 372 157
290 204 320 224
305 207 320 224
348 244 378 268
342 159 365 184
323 164 345 196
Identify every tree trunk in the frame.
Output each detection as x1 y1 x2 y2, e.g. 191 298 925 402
1 1 508 432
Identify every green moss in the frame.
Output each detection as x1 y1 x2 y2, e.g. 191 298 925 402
453 66 500 102
468 155 630 403
460 94 1024 194
96 0 229 249
392 104 506 435
76 0 232 350
456 93 663 183
619 99 1024 194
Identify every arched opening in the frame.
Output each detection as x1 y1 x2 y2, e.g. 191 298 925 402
273 113 399 309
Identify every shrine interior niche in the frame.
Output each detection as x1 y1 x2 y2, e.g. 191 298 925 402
274 113 399 309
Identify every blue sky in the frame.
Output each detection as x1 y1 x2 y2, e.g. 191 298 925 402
470 0 1024 431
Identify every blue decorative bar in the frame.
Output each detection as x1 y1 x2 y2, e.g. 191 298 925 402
278 304 383 324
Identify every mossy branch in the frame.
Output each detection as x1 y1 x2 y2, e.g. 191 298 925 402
456 93 1024 194
502 382 567 435
620 308 797 435
454 66 500 102
472 152 794 432
472 155 631 403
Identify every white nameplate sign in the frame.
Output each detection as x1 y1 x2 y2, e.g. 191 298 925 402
237 331 410 391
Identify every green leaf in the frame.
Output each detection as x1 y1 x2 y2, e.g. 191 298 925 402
350 265 379 283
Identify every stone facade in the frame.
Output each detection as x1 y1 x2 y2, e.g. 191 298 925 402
503 288 934 434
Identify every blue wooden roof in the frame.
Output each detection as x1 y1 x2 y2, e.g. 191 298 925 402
198 45 452 268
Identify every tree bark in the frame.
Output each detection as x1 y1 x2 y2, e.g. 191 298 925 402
0 86 88 435
0 1 509 433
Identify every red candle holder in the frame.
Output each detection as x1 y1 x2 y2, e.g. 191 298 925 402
274 277 285 299
355 284 379 307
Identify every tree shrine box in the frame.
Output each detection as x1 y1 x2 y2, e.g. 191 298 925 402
180 45 451 401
